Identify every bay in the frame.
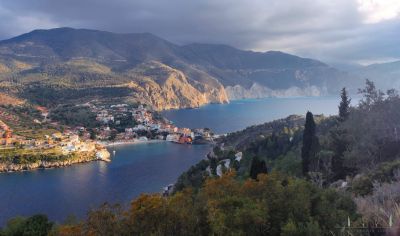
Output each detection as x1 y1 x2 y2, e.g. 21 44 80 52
0 96 346 225
0 142 209 225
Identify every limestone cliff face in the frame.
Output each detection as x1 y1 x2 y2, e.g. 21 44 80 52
225 83 327 100
126 62 229 110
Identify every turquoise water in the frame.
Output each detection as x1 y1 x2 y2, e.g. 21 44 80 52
163 96 343 134
0 96 344 225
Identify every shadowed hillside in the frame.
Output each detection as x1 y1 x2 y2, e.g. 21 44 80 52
0 27 353 109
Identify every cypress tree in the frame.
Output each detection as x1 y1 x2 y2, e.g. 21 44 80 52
330 88 351 181
338 87 351 121
301 111 317 176
250 156 268 180
330 127 347 180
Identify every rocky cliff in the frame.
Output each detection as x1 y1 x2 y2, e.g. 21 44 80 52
125 61 228 110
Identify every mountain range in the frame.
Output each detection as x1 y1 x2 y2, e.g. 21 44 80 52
0 27 396 110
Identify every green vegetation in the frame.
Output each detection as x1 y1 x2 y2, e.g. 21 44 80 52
109 112 137 132
301 111 319 176
338 87 351 121
0 215 53 236
48 172 355 236
21 84 133 108
50 104 98 128
249 156 268 179
0 148 85 164
0 104 59 139
173 80 400 233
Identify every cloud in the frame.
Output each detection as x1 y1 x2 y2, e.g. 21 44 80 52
0 4 58 39
0 0 399 65
357 0 400 23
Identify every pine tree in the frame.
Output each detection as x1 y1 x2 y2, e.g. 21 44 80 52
338 87 351 121
301 111 318 176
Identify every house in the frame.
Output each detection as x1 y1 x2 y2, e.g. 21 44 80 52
133 124 146 131
52 132 62 140
149 123 160 130
139 136 148 141
125 128 133 133
19 139 34 146
178 135 192 144
166 134 180 142
62 143 76 153
34 140 45 147
69 134 80 143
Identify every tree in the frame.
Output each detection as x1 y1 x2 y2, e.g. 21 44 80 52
301 111 319 176
1 216 26 236
338 87 351 121
1 215 53 236
84 203 124 236
330 127 349 181
249 156 268 180
109 130 118 141
358 79 384 109
89 128 97 140
22 214 53 236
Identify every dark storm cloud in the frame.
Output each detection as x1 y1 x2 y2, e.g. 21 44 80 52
0 0 399 64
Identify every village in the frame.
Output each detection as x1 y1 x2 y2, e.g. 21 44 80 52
0 117 110 162
89 103 214 145
0 102 214 165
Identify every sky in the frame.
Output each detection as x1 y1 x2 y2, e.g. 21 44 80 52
0 0 399 66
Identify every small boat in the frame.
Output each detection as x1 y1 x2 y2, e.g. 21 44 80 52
113 150 116 156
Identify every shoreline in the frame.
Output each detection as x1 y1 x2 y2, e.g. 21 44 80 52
101 139 165 147
0 152 102 173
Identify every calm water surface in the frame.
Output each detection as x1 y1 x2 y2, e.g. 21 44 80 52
163 96 344 134
0 142 209 225
0 96 345 225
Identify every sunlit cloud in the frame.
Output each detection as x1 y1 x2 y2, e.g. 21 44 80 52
357 0 400 23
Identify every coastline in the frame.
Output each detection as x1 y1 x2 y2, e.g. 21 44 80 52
0 151 102 173
0 139 174 173
101 139 165 147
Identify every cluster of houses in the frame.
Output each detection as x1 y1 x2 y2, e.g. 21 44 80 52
50 132 97 155
0 119 13 146
0 125 92 153
1 102 214 159
0 123 110 161
88 103 213 144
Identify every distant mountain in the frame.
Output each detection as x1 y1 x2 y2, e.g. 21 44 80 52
350 61 400 91
0 27 352 109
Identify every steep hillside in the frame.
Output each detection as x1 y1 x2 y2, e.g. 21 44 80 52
0 27 351 108
2 59 228 110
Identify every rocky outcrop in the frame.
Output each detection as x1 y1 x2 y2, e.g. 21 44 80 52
225 83 327 100
0 149 110 172
125 62 229 110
